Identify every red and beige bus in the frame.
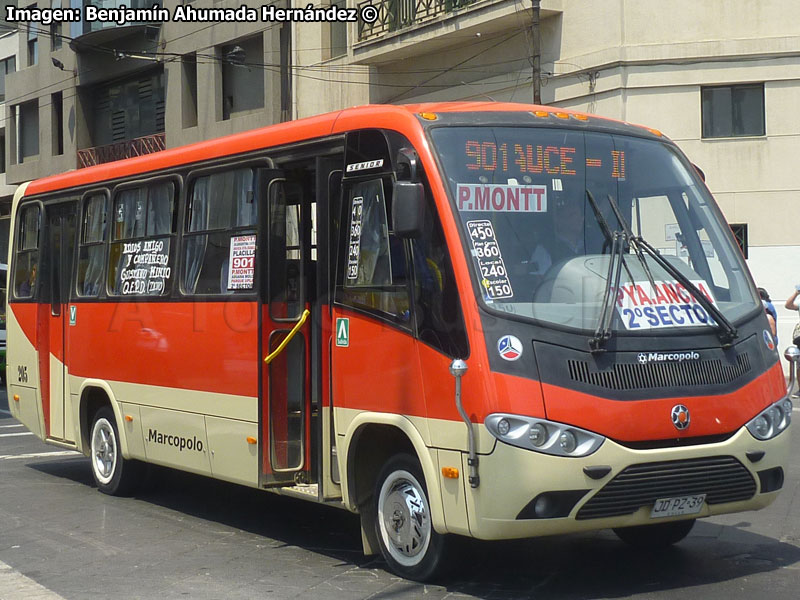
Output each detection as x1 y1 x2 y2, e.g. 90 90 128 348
5 102 792 580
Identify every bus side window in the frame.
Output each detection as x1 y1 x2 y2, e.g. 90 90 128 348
338 178 411 324
410 186 469 359
108 182 176 297
13 205 40 300
77 194 107 297
183 168 257 295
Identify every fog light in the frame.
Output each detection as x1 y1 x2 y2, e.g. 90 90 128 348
497 418 510 436
559 430 577 453
534 495 551 517
529 423 547 446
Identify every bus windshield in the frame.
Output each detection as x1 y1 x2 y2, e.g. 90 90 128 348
431 126 759 333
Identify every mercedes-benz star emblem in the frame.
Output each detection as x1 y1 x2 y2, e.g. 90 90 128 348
671 404 690 430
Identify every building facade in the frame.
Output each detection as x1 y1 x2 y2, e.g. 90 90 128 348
3 0 799 356
0 12 18 264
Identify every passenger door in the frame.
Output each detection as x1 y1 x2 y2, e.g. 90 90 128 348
44 202 77 441
260 177 312 486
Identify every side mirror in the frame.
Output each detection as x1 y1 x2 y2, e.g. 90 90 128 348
392 181 425 238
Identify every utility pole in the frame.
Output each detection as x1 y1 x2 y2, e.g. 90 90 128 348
532 0 541 104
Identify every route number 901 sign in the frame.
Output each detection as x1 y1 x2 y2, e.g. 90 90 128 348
467 220 513 300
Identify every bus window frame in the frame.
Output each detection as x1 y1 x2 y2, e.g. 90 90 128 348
181 159 271 299
11 200 45 302
334 170 415 333
106 174 182 299
76 188 111 300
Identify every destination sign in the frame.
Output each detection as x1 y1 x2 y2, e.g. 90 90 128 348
457 184 547 212
463 140 626 180
615 280 717 330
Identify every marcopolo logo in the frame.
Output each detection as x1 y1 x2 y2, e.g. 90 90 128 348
637 351 700 364
147 429 204 452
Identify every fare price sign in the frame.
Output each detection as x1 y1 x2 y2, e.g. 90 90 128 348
346 197 364 282
467 220 513 300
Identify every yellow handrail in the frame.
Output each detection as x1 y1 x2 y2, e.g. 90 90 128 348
264 309 310 364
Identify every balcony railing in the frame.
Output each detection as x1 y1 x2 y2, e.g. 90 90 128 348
357 0 480 42
77 132 166 168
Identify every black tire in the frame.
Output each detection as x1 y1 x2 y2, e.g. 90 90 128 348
89 407 141 496
613 518 696 548
373 454 450 582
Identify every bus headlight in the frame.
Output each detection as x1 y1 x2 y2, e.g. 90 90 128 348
485 414 605 457
529 423 547 447
746 397 792 441
559 430 578 453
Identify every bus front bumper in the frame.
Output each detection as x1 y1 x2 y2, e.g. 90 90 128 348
458 425 789 540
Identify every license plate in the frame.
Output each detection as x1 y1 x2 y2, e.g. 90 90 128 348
650 494 706 518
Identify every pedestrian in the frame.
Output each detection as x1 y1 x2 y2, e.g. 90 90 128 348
759 287 777 344
784 286 800 397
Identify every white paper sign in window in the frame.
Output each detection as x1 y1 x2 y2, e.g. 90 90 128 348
227 234 256 290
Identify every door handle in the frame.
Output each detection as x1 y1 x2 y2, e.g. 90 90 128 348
264 309 310 365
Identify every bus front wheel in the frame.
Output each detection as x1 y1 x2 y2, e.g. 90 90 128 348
373 454 450 581
613 518 696 548
90 407 140 496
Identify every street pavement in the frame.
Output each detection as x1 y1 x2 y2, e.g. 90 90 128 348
1 389 800 599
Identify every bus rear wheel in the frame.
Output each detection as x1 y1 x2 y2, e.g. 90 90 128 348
90 407 140 496
613 519 696 548
373 454 450 582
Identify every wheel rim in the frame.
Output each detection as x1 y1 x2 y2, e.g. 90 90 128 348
91 418 117 485
377 469 431 567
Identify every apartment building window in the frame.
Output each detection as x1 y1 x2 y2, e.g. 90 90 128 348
0 203 10 269
220 35 264 121
91 69 165 147
18 99 39 162
702 84 765 138
182 53 198 128
1 1 18 34
325 2 347 60
730 223 748 259
0 56 16 102
26 6 38 67
50 0 62 51
52 91 63 155
0 132 5 173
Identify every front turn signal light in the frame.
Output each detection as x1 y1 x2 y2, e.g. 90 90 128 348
441 467 459 479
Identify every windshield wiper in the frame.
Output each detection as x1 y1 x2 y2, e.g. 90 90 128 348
588 192 737 350
604 193 659 291
589 228 626 353
587 190 636 353
634 237 738 346
585 190 614 253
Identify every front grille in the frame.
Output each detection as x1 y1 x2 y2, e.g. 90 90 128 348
568 352 750 391
576 456 756 520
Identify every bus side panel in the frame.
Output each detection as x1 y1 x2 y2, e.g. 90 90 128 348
331 308 428 438
7 304 44 438
66 302 258 396
36 303 52 436
206 415 259 486
140 405 212 475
